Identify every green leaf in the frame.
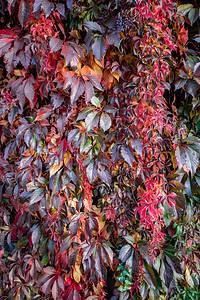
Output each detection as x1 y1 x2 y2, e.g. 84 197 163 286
91 96 101 107
100 112 111 132
185 266 194 288
177 4 193 15
77 107 94 121
188 8 199 25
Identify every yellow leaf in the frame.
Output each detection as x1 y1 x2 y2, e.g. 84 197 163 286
73 266 81 283
64 151 71 166
14 69 22 76
50 162 62 177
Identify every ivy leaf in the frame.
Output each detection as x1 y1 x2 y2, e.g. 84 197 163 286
185 147 199 176
160 259 174 290
188 8 199 25
119 245 132 263
71 78 85 107
85 111 99 131
77 107 94 121
175 145 187 169
177 4 193 15
50 37 63 53
121 145 134 166
185 266 194 288
86 161 97 183
98 169 111 186
131 139 143 156
92 36 106 63
85 81 94 104
24 78 35 104
18 0 30 27
91 96 101 107
100 112 111 132
84 21 103 33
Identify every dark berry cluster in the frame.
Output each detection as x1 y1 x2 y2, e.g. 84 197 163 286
116 18 132 32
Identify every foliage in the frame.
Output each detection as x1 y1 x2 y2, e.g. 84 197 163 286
0 0 200 299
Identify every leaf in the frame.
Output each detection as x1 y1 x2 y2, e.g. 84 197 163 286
85 111 99 131
24 79 35 104
77 107 94 121
100 112 111 132
18 0 30 27
84 22 103 33
175 146 187 169
52 279 59 300
106 32 120 48
131 139 143 156
29 188 45 205
52 94 64 109
35 106 53 121
86 161 97 183
33 0 42 13
160 259 174 289
71 78 85 107
42 0 54 18
85 81 94 104
85 74 103 91
67 0 72 11
91 96 101 107
121 145 134 166
188 8 199 25
98 169 111 186
32 226 41 245
56 3 65 16
185 266 194 288
185 147 199 176
119 245 132 263
143 263 156 289
184 79 199 97
92 36 106 63
50 37 63 53
193 62 200 77
177 4 193 15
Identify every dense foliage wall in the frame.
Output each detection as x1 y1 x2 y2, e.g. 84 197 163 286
0 0 200 299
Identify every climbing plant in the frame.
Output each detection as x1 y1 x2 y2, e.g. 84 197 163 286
0 0 200 299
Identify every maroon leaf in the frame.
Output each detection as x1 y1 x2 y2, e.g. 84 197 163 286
42 0 54 18
86 161 98 183
85 74 103 91
50 37 63 53
18 0 30 27
85 81 94 104
71 77 85 106
24 78 35 104
92 36 106 62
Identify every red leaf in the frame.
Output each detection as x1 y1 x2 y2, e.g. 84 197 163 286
18 0 30 27
52 279 59 300
35 106 53 121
